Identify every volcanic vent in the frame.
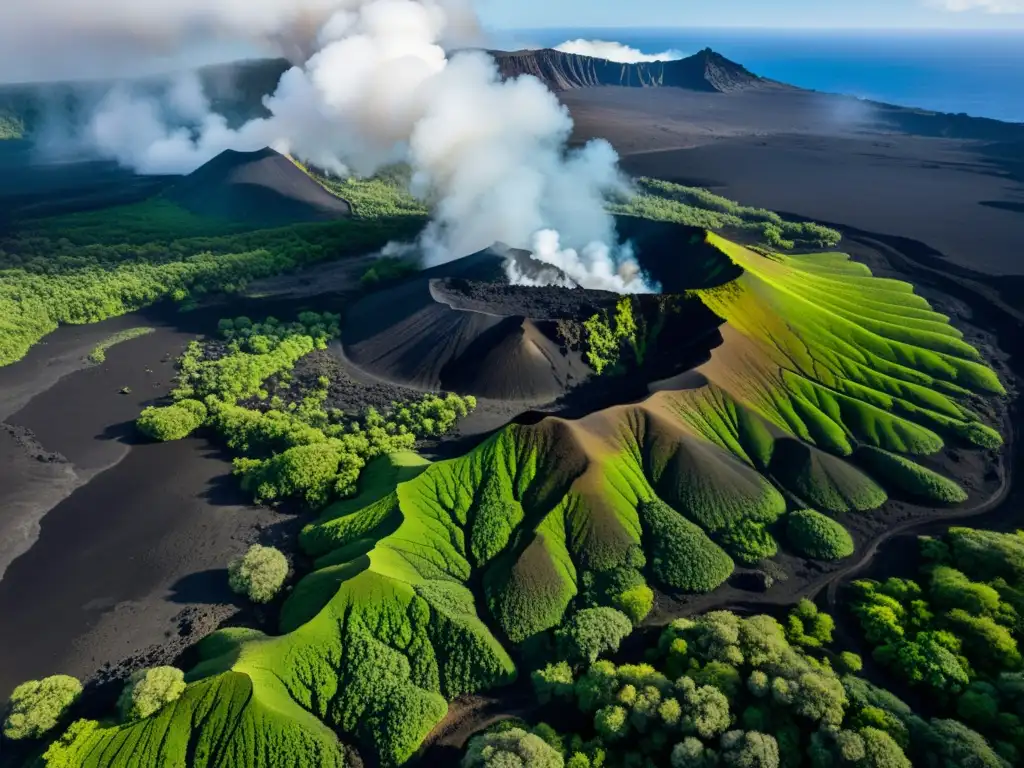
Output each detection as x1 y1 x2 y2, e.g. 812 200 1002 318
340 223 736 403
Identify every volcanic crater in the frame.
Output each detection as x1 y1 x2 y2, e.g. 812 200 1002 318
340 221 734 406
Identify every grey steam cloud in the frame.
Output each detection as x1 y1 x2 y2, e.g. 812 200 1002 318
6 0 654 293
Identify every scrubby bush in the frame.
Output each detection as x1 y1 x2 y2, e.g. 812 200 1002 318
117 666 186 722
720 730 779 768
787 510 854 560
639 499 734 592
136 399 207 441
2 675 82 740
228 544 288 603
462 727 564 767
857 447 968 505
556 608 634 665
719 520 778 565
784 599 834 649
613 584 654 625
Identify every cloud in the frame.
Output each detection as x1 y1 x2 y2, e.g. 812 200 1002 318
554 39 684 64
926 0 1024 11
0 0 480 83
73 0 657 292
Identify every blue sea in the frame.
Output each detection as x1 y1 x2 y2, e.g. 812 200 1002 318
509 28 1024 124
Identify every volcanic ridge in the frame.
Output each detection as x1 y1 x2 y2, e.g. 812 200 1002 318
490 47 763 93
166 147 352 225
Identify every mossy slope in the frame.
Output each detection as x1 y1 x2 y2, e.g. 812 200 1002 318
45 232 1004 767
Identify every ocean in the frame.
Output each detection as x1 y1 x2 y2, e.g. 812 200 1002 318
511 28 1024 124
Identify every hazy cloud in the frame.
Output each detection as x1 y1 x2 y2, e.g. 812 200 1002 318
554 39 684 64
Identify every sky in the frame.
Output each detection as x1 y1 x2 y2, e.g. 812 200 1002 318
478 0 1024 30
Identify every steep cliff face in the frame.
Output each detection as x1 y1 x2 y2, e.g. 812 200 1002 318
490 47 762 93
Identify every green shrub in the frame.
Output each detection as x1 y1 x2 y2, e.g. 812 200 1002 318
787 510 854 561
556 608 634 665
639 499 734 592
613 584 654 625
857 447 968 504
719 520 778 565
462 727 564 768
117 667 186 722
784 599 834 649
136 399 207 441
532 662 576 704
228 545 289 604
2 675 82 740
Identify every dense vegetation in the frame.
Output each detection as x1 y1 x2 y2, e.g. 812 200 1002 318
612 179 842 250
0 193 423 368
848 527 1024 764
86 326 155 364
7 170 1008 767
137 312 477 506
518 605 977 767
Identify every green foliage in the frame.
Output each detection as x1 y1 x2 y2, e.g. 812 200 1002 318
555 608 634 666
611 179 842 249
639 499 734 592
136 399 207 441
532 662 576 705
719 520 778 565
499 608 925 768
784 599 835 649
0 201 422 368
462 727 564 768
87 326 155 364
786 510 855 561
116 667 186 722
583 298 641 375
2 675 81 740
847 529 1024 761
857 446 968 504
720 730 780 768
360 256 419 288
227 545 289 604
613 585 654 625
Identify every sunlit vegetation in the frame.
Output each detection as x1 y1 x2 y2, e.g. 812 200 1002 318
19 175 1008 767
518 607 928 768
612 178 842 249
136 398 207 441
135 312 477 507
786 510 855 561
86 326 155 364
848 528 1024 764
0 191 424 368
228 545 289 604
116 667 187 722
2 675 81 741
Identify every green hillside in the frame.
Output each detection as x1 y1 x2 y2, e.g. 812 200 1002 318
38 231 1005 766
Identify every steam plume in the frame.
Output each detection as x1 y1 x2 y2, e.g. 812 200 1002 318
555 39 685 64
23 0 656 291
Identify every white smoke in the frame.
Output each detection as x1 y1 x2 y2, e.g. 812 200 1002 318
517 230 654 294
34 0 658 291
554 39 685 64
